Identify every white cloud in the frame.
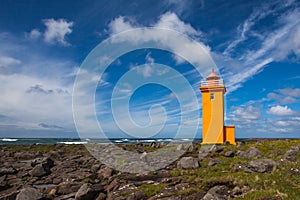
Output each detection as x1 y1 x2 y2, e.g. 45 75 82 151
277 88 300 97
108 16 136 34
0 56 21 67
267 88 300 104
267 105 295 116
26 29 41 40
43 18 74 46
231 105 262 123
0 73 74 130
155 12 201 37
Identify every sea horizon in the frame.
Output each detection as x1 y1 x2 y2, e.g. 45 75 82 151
1 137 298 146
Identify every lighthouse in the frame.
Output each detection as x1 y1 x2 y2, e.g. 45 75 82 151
200 69 236 145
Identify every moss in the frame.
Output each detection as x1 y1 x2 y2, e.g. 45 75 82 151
21 175 30 182
138 183 168 197
121 191 132 196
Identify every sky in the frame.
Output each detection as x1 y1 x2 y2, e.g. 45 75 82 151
0 0 300 139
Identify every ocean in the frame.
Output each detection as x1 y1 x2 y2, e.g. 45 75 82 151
0 138 201 145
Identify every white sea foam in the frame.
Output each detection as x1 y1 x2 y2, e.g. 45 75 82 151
57 141 87 145
1 138 18 142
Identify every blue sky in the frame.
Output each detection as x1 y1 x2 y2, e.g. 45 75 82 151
0 0 300 138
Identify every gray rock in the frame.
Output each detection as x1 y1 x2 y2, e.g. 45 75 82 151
30 164 50 177
202 185 229 200
0 166 17 175
31 157 54 168
237 141 245 148
210 145 225 153
231 186 242 196
284 146 299 161
199 145 224 160
177 144 185 151
177 157 200 169
140 152 148 162
224 151 234 157
16 187 44 200
239 147 262 159
208 160 222 166
75 183 99 200
247 159 276 173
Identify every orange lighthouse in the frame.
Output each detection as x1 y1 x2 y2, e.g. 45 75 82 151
200 69 236 145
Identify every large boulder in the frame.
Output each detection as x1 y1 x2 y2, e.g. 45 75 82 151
247 159 276 173
31 157 54 168
177 157 200 169
16 187 44 200
30 164 50 177
202 185 229 200
30 157 54 177
239 147 262 159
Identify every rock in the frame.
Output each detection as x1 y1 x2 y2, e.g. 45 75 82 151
199 145 224 160
239 147 262 159
31 157 54 168
208 160 222 166
140 152 148 162
231 186 242 196
0 190 19 200
96 192 107 200
135 141 143 147
97 167 113 179
29 157 54 177
0 175 9 191
30 164 50 177
237 141 245 148
149 142 158 148
0 166 17 175
175 183 189 190
210 145 225 153
202 185 229 200
188 143 198 151
134 190 145 199
224 151 234 157
247 159 276 173
16 187 44 200
14 152 34 160
75 183 99 200
106 179 119 192
57 182 82 195
177 144 185 151
55 192 76 200
284 146 300 161
177 157 199 169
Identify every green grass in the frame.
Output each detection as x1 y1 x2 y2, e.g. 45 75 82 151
169 139 300 200
138 183 168 197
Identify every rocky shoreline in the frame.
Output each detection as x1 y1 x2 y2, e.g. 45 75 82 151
0 139 299 200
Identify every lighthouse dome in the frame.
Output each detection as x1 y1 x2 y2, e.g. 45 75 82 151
206 68 220 80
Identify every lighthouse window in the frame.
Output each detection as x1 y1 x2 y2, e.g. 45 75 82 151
210 93 215 100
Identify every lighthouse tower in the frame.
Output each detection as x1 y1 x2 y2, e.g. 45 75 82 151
200 69 236 145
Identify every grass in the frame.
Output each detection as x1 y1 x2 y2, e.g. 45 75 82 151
138 183 168 197
169 139 300 200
